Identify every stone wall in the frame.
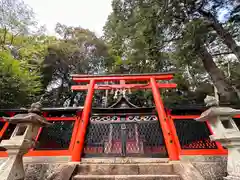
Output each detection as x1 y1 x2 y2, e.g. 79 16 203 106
0 156 76 180
0 155 228 180
180 155 228 180
24 163 76 180
172 161 205 180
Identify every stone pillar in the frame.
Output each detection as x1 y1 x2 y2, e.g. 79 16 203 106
0 102 51 180
195 96 240 180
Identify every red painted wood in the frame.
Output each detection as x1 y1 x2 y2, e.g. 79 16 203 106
26 150 71 156
171 115 200 119
150 77 179 160
71 83 177 90
35 127 42 142
171 114 228 155
1 72 237 159
166 112 181 156
71 79 95 162
42 112 48 117
0 118 6 122
73 74 174 82
69 117 80 152
46 117 76 121
72 73 174 78
28 127 43 152
0 152 8 157
180 149 227 155
0 122 8 138
5 112 15 117
0 150 71 157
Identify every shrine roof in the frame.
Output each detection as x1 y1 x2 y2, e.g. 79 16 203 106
0 107 83 113
0 103 238 115
0 105 205 114
108 96 140 108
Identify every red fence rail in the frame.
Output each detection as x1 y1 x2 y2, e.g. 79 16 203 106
0 113 239 158
170 115 228 155
0 116 80 157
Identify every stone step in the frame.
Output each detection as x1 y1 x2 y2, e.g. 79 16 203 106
80 158 169 164
73 174 181 180
76 163 174 175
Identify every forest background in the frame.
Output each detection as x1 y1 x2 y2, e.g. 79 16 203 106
0 0 240 108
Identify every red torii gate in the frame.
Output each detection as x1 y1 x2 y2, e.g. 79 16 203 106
71 72 180 161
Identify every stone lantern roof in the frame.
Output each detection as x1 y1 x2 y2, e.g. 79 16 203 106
195 107 240 122
195 96 240 122
3 102 51 126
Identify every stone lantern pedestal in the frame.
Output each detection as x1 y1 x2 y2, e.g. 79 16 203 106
0 103 51 180
195 96 240 180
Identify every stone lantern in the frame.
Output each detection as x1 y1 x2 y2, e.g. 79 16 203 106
0 102 51 180
195 96 240 180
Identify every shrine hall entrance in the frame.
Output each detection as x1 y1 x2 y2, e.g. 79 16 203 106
83 116 167 158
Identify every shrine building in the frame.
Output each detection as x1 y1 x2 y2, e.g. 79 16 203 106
0 72 239 179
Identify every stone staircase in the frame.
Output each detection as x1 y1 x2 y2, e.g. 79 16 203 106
72 158 182 180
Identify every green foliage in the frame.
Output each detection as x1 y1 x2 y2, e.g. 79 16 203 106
1 0 240 108
0 0 37 45
40 24 112 107
104 0 169 74
103 0 240 105
0 50 41 108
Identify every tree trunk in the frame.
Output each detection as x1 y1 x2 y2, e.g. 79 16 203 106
197 44 239 103
200 10 240 61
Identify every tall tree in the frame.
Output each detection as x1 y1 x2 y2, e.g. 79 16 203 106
0 50 41 108
104 0 240 104
41 24 111 107
197 0 240 61
163 0 240 102
0 0 36 46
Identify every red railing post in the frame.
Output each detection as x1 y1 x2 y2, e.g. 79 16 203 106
150 78 179 160
71 79 95 162
166 110 181 156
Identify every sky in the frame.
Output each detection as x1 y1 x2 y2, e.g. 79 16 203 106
23 0 113 37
